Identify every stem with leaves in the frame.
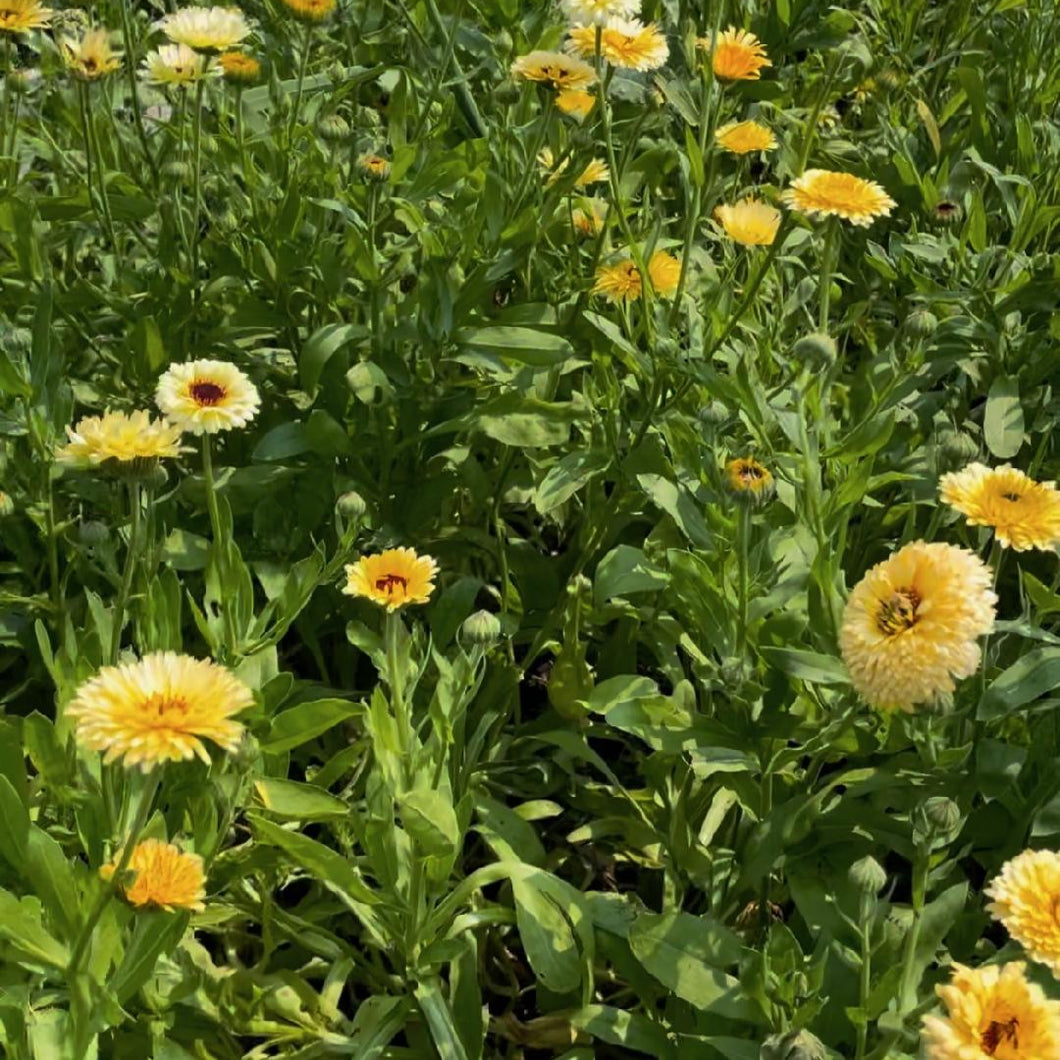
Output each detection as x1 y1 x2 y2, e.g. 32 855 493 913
109 481 142 664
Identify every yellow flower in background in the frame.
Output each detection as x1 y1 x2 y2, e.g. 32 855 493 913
567 19 670 71
217 49 260 82
537 148 609 188
103 839 206 912
67 652 253 770
593 250 682 302
715 198 781 246
56 410 185 469
782 169 896 226
560 0 640 26
986 850 1060 977
157 6 250 51
715 119 776 154
343 548 439 610
61 28 122 80
839 541 996 712
700 27 772 81
140 43 219 87
0 0 52 33
725 458 775 504
155 359 260 435
571 197 607 236
357 152 391 180
510 50 597 90
922 962 1060 1060
278 0 335 22
940 464 1060 552
555 87 596 120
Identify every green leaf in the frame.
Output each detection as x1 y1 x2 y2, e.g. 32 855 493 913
570 1005 676 1059
454 326 574 367
476 394 583 448
980 647 1060 719
594 546 669 604
0 774 29 870
759 647 851 686
344 996 411 1059
414 979 472 1060
255 777 351 820
261 698 360 753
300 322 367 396
534 450 609 514
0 888 69 969
399 788 460 858
511 873 583 995
983 375 1024 459
110 912 188 1004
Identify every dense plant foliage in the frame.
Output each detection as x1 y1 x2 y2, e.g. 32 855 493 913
1 0 1059 1057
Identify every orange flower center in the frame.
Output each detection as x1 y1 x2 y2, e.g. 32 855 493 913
876 588 921 635
981 1017 1019 1055
375 573 408 596
144 692 191 718
190 381 226 406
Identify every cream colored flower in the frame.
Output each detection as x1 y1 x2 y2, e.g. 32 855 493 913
155 360 260 434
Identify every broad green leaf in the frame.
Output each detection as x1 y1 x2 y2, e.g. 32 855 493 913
261 698 360 753
399 789 460 858
759 647 851 686
0 888 69 969
454 326 574 367
594 546 669 603
414 979 471 1060
0 774 29 869
983 375 1024 459
300 323 367 396
111 912 189 1004
570 1005 675 1058
980 647 1060 719
476 394 583 448
512 873 583 995
254 777 351 820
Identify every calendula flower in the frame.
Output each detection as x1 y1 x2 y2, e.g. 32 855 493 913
140 43 219 87
560 0 640 25
155 360 260 435
61 28 122 80
986 850 1060 977
840 541 996 712
67 652 253 770
715 198 781 246
699 27 772 81
782 169 896 226
725 457 775 504
157 6 250 50
940 464 1060 552
555 87 596 120
279 0 335 21
571 197 607 236
567 18 669 71
103 839 206 912
356 152 391 180
510 50 596 90
343 548 439 610
593 250 682 302
216 49 259 82
715 119 776 154
56 411 186 470
921 962 1060 1060
537 148 609 188
0 0 52 33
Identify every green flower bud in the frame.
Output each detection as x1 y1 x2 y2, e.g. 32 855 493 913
914 796 962 845
78 520 110 546
849 855 887 896
698 401 729 429
494 29 514 56
792 332 837 371
903 308 939 339
937 429 978 473
336 490 367 519
316 113 350 142
761 1028 829 1060
162 160 191 183
0 491 14 518
460 609 501 647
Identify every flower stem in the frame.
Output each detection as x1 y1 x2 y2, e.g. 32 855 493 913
77 83 120 257
190 77 207 283
109 481 142 664
119 0 158 188
202 435 238 656
735 503 751 660
286 24 314 171
67 769 160 976
818 216 838 331
384 610 412 784
897 845 927 1014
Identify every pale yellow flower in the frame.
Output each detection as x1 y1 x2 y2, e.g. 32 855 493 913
61 28 122 80
593 250 682 302
555 87 596 120
715 198 781 246
715 120 776 154
510 50 596 90
782 169 896 226
56 411 185 469
987 850 1060 977
560 0 639 26
140 43 219 87
566 18 669 71
157 6 250 51
0 0 52 34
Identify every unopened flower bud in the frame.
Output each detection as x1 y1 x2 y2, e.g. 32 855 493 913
903 308 938 339
849 855 887 896
356 152 391 182
761 1028 829 1060
162 160 191 183
316 113 350 142
698 401 729 428
932 199 962 226
937 429 978 473
792 331 837 371
78 520 110 546
336 490 367 519
914 796 962 845
460 609 501 647
492 80 521 105
724 457 775 507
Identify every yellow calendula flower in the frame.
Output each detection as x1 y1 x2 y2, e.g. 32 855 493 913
0 0 52 33
715 198 781 246
725 457 775 504
103 839 206 912
715 119 776 154
840 540 996 712
157 6 250 51
571 197 607 237
593 250 682 302
986 850 1060 977
278 0 335 22
699 27 772 82
510 50 596 90
343 548 439 611
922 962 1060 1060
782 169 896 226
357 152 391 180
567 18 670 72
155 359 260 435
555 87 596 120
537 148 609 188
560 0 639 25
56 410 186 470
61 28 122 80
67 652 253 771
216 49 260 82
140 43 219 87
940 463 1060 552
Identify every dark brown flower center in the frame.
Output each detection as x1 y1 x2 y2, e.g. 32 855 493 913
190 381 226 406
876 588 921 635
375 573 408 595
739 462 764 482
144 693 190 718
981 1018 1019 1055
1001 492 1021 502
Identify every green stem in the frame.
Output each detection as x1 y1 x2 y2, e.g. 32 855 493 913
855 908 873 1059
109 481 142 664
67 770 160 976
190 77 206 282
818 217 838 331
367 181 382 355
796 52 841 174
735 503 751 659
897 846 927 1014
202 435 238 656
384 611 412 784
286 24 314 168
118 0 158 188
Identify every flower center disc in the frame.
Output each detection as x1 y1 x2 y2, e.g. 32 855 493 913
980 1017 1019 1056
190 381 226 406
375 573 408 596
876 588 921 635
143 692 191 719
